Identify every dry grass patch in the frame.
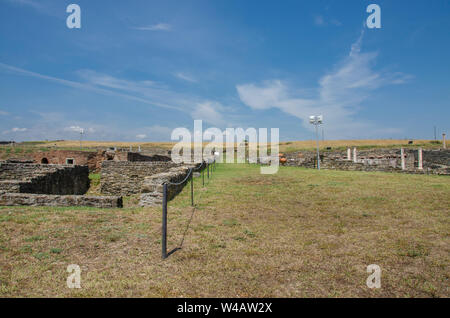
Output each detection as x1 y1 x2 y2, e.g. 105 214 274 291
0 164 448 297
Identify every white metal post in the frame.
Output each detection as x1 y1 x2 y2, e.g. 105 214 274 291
418 147 423 170
315 124 320 170
401 148 406 170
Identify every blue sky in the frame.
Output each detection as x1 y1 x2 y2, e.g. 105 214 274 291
0 0 449 142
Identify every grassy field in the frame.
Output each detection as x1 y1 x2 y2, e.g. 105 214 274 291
0 164 449 297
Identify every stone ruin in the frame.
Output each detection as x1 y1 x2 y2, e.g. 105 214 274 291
282 148 450 175
100 161 180 196
0 147 197 209
0 162 122 208
140 166 197 206
6 149 172 173
100 160 203 206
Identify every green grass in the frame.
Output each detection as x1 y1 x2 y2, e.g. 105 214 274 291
0 164 448 297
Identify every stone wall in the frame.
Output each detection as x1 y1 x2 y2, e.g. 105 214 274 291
100 161 179 196
122 152 171 162
0 193 122 208
139 166 193 206
282 148 449 174
0 163 90 195
421 149 450 174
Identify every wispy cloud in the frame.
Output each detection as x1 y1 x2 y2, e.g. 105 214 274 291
175 72 197 83
191 101 226 126
0 62 232 136
64 126 95 134
5 0 42 10
11 127 27 132
0 63 187 112
2 127 27 134
132 23 172 31
237 32 412 138
314 15 342 27
4 0 60 18
0 110 9 116
136 125 174 141
314 15 325 26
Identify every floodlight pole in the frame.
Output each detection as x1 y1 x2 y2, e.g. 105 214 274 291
309 115 323 170
315 123 320 170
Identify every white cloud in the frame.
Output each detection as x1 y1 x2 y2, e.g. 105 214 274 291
3 127 27 134
0 110 9 116
0 65 231 136
175 72 197 83
136 134 147 139
237 32 412 138
65 126 84 133
0 63 190 113
64 126 95 134
11 127 27 132
191 101 226 126
132 23 172 31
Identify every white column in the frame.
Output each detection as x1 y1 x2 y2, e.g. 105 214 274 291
347 148 352 161
129 145 132 152
353 147 357 163
418 147 423 170
443 133 447 149
401 148 406 170
138 145 141 152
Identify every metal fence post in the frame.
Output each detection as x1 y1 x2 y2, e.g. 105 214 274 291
162 183 168 259
207 163 209 179
202 164 205 186
191 170 194 206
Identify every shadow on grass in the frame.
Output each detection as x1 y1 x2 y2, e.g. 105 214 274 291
167 206 197 258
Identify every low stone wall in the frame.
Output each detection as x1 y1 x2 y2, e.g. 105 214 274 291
100 161 179 196
0 193 123 208
421 149 450 174
139 166 192 206
283 148 449 174
0 163 90 195
126 152 171 162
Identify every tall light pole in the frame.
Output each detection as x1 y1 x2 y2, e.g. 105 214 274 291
309 115 323 170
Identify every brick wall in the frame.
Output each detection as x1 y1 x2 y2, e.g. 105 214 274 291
31 150 105 172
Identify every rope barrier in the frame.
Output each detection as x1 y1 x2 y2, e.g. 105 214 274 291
162 158 216 259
